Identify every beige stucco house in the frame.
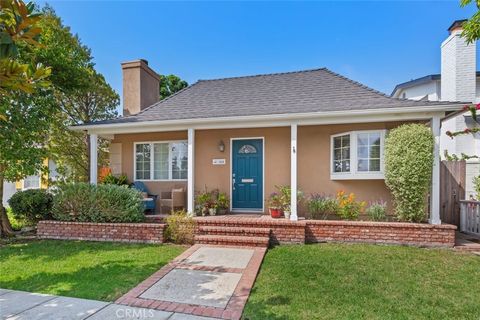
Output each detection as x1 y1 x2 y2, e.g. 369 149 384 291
76 59 463 223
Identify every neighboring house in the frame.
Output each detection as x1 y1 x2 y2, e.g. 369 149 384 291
2 159 57 206
391 20 480 199
74 59 463 225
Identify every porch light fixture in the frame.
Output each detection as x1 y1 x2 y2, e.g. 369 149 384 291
218 140 225 152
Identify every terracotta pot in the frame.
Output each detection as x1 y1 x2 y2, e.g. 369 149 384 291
269 208 282 218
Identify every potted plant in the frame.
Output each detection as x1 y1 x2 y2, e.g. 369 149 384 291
195 190 212 216
207 200 217 216
217 192 229 215
277 185 304 219
267 192 282 218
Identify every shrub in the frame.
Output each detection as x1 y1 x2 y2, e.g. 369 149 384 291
474 175 480 200
100 173 129 186
385 124 434 222
52 183 145 223
307 194 339 220
336 191 366 220
366 201 387 221
8 189 53 225
165 210 196 244
6 207 25 231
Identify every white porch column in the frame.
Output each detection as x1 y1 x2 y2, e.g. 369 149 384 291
187 128 195 215
290 124 298 221
429 115 441 225
89 133 98 185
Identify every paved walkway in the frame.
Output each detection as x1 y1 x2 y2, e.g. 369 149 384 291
116 244 266 320
1 244 266 320
0 288 215 319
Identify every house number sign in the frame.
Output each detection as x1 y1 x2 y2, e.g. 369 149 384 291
212 159 226 165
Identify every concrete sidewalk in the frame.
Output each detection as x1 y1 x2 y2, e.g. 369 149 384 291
0 289 215 320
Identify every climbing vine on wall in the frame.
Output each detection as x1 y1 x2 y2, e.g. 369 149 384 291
444 104 480 161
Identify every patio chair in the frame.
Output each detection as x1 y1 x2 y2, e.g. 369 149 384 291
132 181 158 213
159 187 186 214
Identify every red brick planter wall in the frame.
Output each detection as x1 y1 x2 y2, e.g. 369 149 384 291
305 220 456 247
37 221 165 244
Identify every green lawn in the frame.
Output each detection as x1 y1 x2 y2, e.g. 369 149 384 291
0 240 184 301
244 244 480 320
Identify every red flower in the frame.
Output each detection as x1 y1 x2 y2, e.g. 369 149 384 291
464 105 470 111
464 128 471 133
476 104 480 110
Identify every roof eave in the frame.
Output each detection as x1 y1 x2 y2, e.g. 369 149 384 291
71 104 464 135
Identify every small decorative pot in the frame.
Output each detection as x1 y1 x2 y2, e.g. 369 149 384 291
218 208 227 215
269 208 282 218
284 210 291 219
209 208 217 216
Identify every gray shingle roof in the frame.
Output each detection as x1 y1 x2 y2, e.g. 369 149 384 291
90 68 461 126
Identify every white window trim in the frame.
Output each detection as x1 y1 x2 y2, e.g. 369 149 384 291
133 140 188 182
330 130 386 180
21 175 42 190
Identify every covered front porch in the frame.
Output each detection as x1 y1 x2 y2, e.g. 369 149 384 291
87 110 444 225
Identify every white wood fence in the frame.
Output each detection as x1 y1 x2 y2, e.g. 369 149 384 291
460 200 480 236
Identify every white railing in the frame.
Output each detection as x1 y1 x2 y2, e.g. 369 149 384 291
460 200 480 236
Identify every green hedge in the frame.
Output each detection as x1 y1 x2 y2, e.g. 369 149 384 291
385 124 434 222
8 189 53 225
52 183 145 223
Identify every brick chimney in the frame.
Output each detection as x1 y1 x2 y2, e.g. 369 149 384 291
121 59 160 116
441 19 476 102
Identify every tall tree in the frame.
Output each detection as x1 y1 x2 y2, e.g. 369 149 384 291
24 6 119 182
0 0 53 236
159 74 188 100
50 71 119 182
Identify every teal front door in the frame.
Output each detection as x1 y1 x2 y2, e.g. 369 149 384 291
232 139 263 211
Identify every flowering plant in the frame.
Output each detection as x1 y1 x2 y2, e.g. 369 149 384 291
336 190 366 220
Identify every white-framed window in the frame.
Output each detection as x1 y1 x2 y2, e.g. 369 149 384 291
134 141 188 181
22 174 41 190
330 130 386 180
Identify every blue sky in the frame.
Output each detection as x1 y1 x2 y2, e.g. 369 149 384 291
41 1 477 112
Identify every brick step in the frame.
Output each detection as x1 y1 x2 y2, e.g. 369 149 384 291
194 234 270 247
198 226 271 237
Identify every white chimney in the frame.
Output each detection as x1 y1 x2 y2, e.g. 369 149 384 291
441 19 476 102
121 59 160 116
